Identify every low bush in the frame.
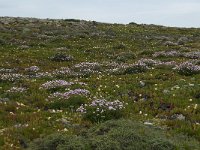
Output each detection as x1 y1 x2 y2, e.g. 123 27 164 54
28 119 200 150
47 95 87 110
50 53 74 62
175 62 200 76
77 99 125 123
115 52 136 62
124 63 149 74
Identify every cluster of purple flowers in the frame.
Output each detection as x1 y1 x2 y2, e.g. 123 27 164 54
77 99 125 114
52 67 72 76
153 50 181 57
0 68 17 73
137 58 177 68
132 61 150 69
175 62 200 75
40 80 74 89
25 66 40 72
105 59 177 74
153 50 200 59
184 52 200 59
137 58 160 67
73 62 101 74
7 87 27 93
35 72 53 78
160 61 177 67
49 89 90 99
0 73 24 81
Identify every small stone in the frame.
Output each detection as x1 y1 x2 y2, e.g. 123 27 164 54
170 114 185 121
144 121 153 126
139 81 145 87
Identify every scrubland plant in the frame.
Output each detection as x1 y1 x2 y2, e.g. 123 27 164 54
77 99 126 122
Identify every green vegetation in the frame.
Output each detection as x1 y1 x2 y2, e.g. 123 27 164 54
29 119 200 150
0 17 200 149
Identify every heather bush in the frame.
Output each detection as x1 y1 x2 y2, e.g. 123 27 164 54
137 58 160 67
177 37 189 45
25 66 40 72
40 80 74 90
48 89 90 100
73 62 102 75
153 50 182 58
184 51 200 59
163 41 178 46
124 62 149 74
0 73 24 82
77 99 125 123
175 62 200 75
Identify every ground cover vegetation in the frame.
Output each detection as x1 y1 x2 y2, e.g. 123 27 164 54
0 17 200 149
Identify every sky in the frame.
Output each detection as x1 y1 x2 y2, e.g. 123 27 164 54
0 0 200 27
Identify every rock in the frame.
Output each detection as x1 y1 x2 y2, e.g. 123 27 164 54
144 121 153 126
170 114 186 121
139 81 145 87
163 89 170 94
158 102 174 111
60 118 70 125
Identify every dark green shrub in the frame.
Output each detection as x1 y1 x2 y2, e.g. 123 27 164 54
50 53 74 62
83 107 124 123
29 119 200 150
177 37 188 45
124 63 148 74
28 133 88 150
47 95 87 110
64 19 81 22
139 50 154 56
0 38 5 45
113 43 126 49
115 52 136 62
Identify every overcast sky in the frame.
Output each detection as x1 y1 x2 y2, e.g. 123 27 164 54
0 0 200 27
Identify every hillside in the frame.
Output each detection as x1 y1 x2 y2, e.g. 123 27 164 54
0 17 200 149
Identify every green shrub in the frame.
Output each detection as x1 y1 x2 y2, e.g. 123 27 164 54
113 43 126 49
50 53 74 62
175 62 200 76
28 133 88 150
47 95 87 110
77 99 125 123
139 50 154 56
0 38 5 45
28 119 200 150
124 63 148 74
115 52 136 62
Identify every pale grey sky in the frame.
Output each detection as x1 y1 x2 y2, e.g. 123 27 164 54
0 0 200 27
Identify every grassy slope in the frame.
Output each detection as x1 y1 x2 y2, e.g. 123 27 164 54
0 17 200 149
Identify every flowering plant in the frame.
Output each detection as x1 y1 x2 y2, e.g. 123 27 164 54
40 80 74 90
175 62 200 75
77 99 126 122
